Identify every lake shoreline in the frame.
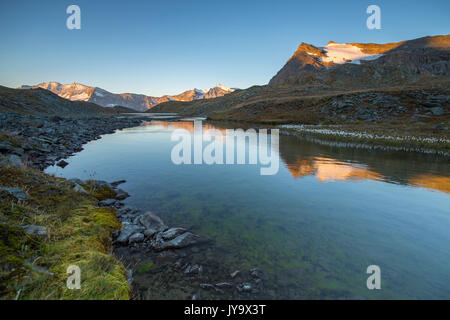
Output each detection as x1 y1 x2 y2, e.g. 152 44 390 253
0 113 149 299
279 127 450 158
1 114 266 299
0 112 149 169
204 118 449 157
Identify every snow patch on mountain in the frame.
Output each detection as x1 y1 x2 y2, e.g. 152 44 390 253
320 43 383 64
214 83 233 91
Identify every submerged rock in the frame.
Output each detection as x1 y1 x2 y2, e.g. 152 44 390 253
215 282 233 288
159 227 187 241
184 264 203 275
152 232 203 251
200 283 215 290
250 267 263 278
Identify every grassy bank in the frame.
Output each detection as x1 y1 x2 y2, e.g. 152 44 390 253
279 124 450 156
0 165 130 300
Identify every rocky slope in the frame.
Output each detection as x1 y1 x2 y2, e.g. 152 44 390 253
0 85 132 115
269 35 450 87
19 82 234 112
0 113 146 169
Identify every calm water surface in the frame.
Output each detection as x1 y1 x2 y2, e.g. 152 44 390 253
46 120 450 299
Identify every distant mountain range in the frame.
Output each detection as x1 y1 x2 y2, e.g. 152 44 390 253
0 85 132 115
18 82 235 112
12 34 450 123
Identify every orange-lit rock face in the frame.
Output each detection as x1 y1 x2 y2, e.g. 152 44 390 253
286 156 383 182
410 175 450 194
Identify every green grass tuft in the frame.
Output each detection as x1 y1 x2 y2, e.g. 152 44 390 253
0 165 130 300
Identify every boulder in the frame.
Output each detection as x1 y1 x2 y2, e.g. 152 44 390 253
114 188 130 200
116 224 145 244
138 212 168 237
159 227 187 241
128 232 145 244
152 232 203 251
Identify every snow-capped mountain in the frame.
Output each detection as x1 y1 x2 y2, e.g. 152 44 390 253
269 35 450 85
18 82 235 111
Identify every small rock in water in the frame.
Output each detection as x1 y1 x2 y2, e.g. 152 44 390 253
215 282 233 289
56 160 69 168
200 283 215 290
153 232 203 251
114 188 130 200
184 264 203 275
250 267 262 278
156 250 179 262
237 283 253 293
110 180 126 187
230 270 240 278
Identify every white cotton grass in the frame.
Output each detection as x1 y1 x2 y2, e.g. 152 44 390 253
279 124 450 144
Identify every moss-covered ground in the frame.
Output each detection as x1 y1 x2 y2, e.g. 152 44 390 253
0 165 130 300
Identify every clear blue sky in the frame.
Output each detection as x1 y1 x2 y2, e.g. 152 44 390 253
1 0 449 96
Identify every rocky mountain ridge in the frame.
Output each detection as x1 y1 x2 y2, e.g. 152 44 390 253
269 35 450 86
0 85 132 115
19 82 235 112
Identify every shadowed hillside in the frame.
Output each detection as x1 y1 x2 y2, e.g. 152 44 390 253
0 86 129 116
